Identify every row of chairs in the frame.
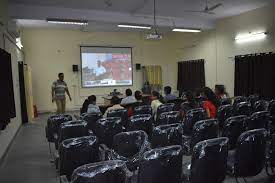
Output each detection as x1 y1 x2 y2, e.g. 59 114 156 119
65 128 268 183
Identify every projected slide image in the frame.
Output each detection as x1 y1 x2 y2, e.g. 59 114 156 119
81 47 132 87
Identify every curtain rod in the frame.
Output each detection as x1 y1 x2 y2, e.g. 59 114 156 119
228 51 274 59
178 59 205 63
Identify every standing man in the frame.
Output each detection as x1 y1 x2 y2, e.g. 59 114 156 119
52 73 72 114
94 60 106 77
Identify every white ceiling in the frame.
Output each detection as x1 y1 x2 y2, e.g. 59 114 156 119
9 0 274 31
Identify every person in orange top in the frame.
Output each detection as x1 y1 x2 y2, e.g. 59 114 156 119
202 87 219 119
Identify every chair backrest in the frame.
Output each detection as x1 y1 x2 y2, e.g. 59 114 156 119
253 100 269 112
220 98 232 106
157 111 181 126
113 130 149 158
71 160 128 183
268 133 275 167
156 103 175 121
128 114 153 138
222 115 246 149
245 111 270 130
95 117 123 148
233 96 247 107
151 123 183 148
138 145 183 183
59 120 88 144
81 113 102 131
59 136 98 180
190 119 219 149
191 137 229 183
233 102 252 116
47 114 73 139
217 104 233 129
133 105 153 115
166 99 184 111
234 129 267 177
107 108 128 127
184 108 207 135
247 95 260 107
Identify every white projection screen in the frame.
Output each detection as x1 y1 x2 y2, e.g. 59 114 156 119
80 46 133 88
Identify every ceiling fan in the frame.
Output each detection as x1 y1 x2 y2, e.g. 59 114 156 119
185 0 222 15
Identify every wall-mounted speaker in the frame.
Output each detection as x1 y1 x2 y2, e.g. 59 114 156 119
136 63 141 71
72 65 79 72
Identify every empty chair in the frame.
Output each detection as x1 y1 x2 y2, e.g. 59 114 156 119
247 95 260 107
156 103 175 121
182 137 229 183
221 115 246 149
108 130 150 170
151 123 183 148
138 145 183 183
71 160 128 183
183 108 207 136
233 102 252 116
233 96 247 107
254 100 269 112
94 117 123 148
46 114 72 142
183 119 219 154
107 108 128 128
157 111 181 126
59 136 99 180
217 104 233 130
58 120 89 146
127 114 153 138
220 98 232 106
81 112 102 131
227 129 267 182
133 105 153 115
244 111 270 131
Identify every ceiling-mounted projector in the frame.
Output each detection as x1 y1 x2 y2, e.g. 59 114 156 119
145 33 163 40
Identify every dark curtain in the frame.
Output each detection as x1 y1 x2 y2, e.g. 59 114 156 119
0 48 16 130
18 62 28 124
234 53 275 99
177 59 205 95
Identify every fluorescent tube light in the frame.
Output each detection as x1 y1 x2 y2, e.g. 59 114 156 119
118 24 151 29
172 28 201 33
46 18 88 25
235 32 267 43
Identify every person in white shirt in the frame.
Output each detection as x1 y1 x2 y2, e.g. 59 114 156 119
151 91 163 120
94 60 106 77
121 88 137 105
87 95 101 114
104 96 124 117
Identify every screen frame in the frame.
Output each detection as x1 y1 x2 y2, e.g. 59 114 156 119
80 46 133 88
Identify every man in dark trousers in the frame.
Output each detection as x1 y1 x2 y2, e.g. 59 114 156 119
52 73 72 114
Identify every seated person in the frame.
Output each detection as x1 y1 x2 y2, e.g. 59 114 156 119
202 87 219 119
151 91 163 120
121 88 137 105
104 96 124 117
80 95 92 114
163 86 177 102
215 84 229 99
135 90 144 103
180 91 198 120
87 95 101 114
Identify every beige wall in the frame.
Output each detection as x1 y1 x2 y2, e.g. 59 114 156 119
22 29 178 112
175 4 275 96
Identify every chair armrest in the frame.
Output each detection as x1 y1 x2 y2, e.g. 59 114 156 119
88 130 94 136
182 135 191 155
54 151 60 170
